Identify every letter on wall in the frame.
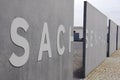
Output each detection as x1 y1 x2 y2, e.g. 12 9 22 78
9 17 30 67
38 22 52 61
57 25 65 55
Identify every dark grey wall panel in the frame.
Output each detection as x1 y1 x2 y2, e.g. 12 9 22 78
109 20 117 56
0 0 73 80
118 26 120 49
83 1 107 76
73 42 83 79
116 26 119 50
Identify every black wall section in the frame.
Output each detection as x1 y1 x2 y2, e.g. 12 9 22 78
116 26 119 50
83 1 87 78
107 20 111 57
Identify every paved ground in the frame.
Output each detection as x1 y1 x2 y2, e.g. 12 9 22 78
84 50 120 80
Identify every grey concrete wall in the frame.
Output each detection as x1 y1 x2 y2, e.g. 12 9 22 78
73 42 83 78
0 0 73 80
118 26 120 49
84 1 107 76
109 20 117 55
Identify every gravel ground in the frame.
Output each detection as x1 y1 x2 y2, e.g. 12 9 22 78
84 50 120 80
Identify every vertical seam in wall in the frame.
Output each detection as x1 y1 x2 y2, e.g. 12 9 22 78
107 20 111 57
83 1 87 78
116 26 119 50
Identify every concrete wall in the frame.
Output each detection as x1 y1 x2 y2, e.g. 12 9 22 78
0 0 73 80
73 42 83 78
109 20 117 55
118 26 120 49
83 1 107 76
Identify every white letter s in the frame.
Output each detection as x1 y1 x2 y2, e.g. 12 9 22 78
9 17 30 67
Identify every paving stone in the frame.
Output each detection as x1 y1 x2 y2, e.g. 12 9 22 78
84 50 120 80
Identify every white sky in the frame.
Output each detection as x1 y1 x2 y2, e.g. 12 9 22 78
74 0 120 26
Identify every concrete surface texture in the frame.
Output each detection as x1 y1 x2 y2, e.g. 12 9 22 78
84 1 107 76
118 27 120 49
0 0 73 80
84 50 120 80
73 42 84 78
109 20 117 55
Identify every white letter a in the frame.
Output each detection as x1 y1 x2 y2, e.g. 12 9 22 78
38 22 52 61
